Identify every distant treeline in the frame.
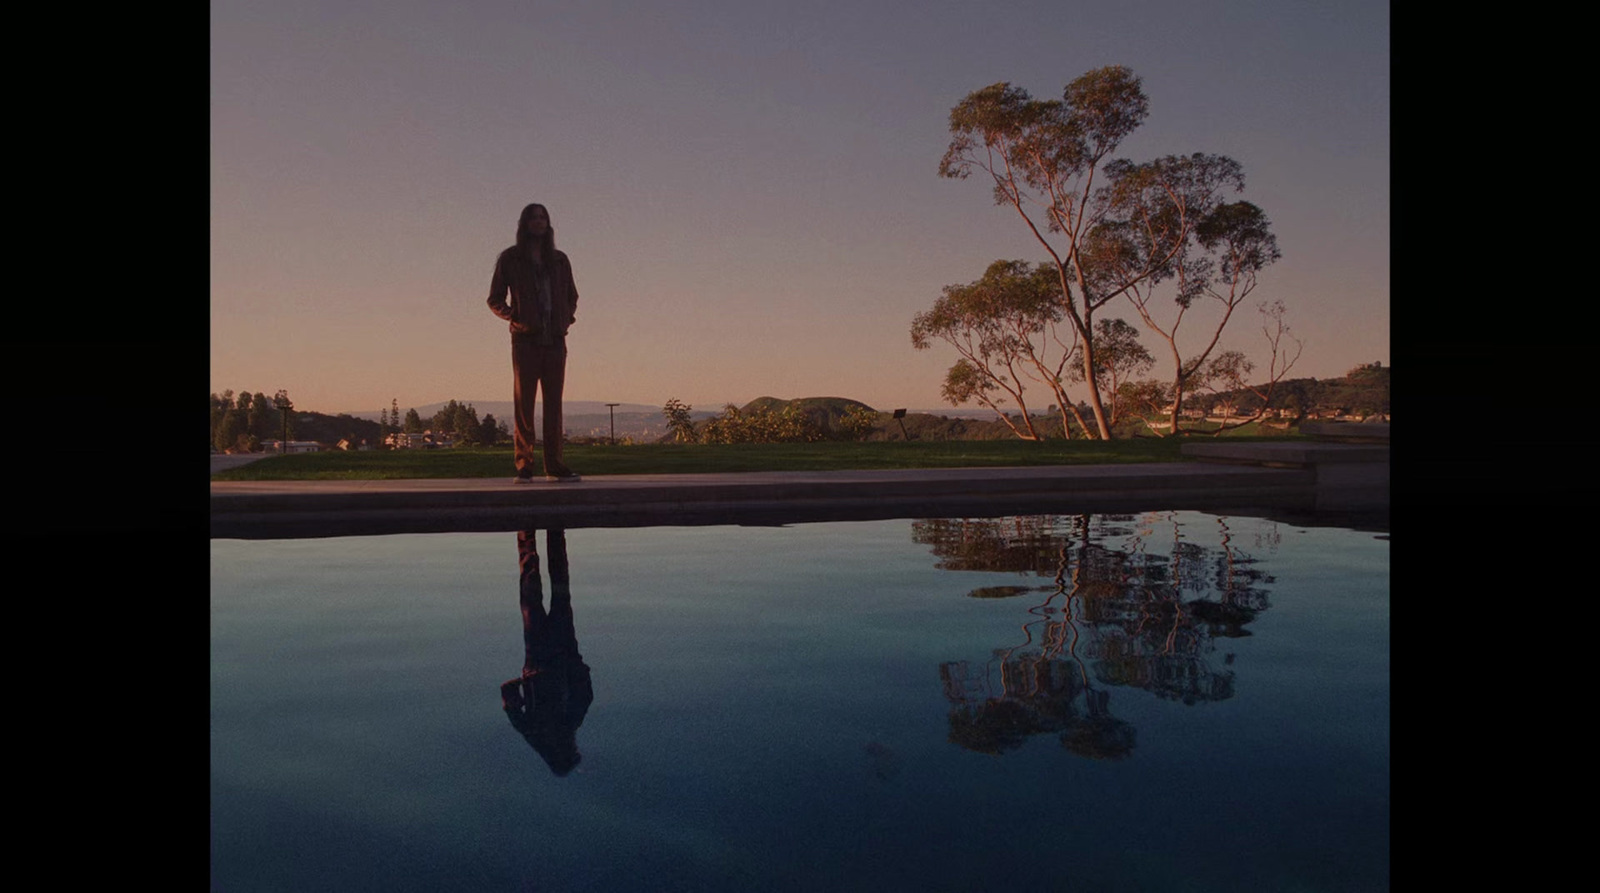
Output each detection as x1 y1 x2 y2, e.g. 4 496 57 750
210 390 507 452
211 364 1386 452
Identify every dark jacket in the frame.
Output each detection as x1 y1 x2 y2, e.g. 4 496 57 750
487 246 579 340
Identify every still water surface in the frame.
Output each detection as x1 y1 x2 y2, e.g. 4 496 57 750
211 511 1388 891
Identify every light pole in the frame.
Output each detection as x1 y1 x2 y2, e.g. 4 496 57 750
605 403 620 445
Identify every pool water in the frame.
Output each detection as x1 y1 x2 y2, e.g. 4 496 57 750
211 511 1388 891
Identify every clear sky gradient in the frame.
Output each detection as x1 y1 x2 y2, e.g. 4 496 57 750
211 0 1388 415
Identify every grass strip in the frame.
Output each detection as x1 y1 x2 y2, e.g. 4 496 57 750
212 435 1307 481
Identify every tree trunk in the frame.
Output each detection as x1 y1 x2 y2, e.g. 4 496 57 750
1078 332 1113 439
1017 408 1042 440
1168 377 1184 436
1062 400 1092 440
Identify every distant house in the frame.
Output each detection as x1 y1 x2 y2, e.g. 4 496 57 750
268 440 321 454
385 430 455 449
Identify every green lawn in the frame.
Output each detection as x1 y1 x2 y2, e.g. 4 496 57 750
212 432 1308 481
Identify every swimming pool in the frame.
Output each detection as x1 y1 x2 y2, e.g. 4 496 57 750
211 511 1388 891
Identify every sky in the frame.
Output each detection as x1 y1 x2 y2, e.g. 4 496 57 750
211 0 1388 416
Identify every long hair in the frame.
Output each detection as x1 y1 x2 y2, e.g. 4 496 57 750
515 203 556 261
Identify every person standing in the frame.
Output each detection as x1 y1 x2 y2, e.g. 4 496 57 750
487 203 581 483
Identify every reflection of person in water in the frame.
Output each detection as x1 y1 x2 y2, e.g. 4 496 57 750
501 528 592 776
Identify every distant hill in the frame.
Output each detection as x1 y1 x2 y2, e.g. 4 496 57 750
289 410 384 446
326 396 1027 443
339 400 677 442
1199 365 1390 418
341 399 994 423
323 379 1385 445
339 400 660 421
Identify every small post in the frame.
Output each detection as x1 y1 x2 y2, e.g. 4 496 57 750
605 403 620 445
892 408 910 441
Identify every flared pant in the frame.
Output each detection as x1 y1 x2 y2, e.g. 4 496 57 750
511 337 567 475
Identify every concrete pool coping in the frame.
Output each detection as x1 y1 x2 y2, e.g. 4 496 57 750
212 441 1387 539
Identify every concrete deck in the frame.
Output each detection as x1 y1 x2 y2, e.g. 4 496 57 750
1179 440 1389 512
213 430 1391 539
213 461 1378 539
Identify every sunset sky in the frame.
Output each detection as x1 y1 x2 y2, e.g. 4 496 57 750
210 0 1388 416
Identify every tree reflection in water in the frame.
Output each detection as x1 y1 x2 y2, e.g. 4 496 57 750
918 512 1276 760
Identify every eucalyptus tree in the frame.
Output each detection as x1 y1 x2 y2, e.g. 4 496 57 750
939 66 1281 438
1105 176 1294 433
911 259 1066 440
